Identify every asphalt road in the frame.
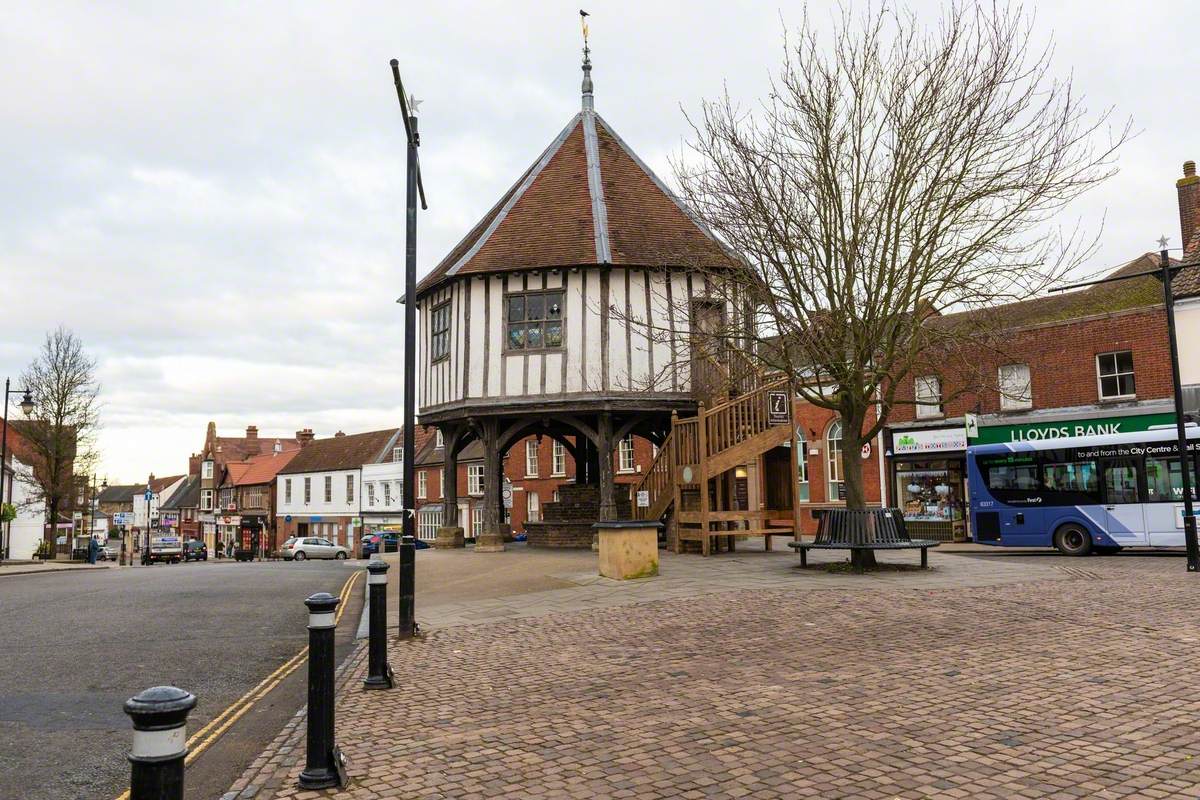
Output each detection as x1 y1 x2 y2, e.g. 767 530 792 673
0 559 365 800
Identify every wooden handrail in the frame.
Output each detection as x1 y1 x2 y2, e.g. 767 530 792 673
702 378 790 459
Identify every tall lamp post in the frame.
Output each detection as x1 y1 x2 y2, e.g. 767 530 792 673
389 59 428 628
1051 238 1198 571
0 379 35 561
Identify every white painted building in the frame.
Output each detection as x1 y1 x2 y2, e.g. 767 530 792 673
131 475 186 531
1171 160 1200 412
361 459 405 531
7 456 46 559
276 429 402 550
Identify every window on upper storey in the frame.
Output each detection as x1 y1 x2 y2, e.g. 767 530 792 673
505 291 563 351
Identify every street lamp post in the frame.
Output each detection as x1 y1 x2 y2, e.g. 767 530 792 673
0 379 34 562
389 59 427 634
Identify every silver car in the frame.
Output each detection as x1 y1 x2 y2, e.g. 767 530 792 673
282 536 349 561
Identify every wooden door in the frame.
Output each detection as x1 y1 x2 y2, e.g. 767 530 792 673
762 446 793 511
690 300 725 398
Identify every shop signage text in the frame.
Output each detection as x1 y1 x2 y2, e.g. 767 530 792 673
892 428 967 454
970 412 1175 445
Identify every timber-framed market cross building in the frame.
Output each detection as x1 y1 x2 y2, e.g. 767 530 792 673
417 53 799 553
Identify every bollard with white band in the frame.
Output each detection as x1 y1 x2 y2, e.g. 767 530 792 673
124 685 197 800
363 559 394 689
397 535 417 640
299 592 347 790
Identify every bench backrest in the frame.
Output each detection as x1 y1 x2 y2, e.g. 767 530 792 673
815 508 912 545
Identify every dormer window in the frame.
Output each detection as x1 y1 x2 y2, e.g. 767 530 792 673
431 301 451 362
505 291 563 350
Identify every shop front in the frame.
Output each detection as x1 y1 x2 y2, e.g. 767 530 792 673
886 426 969 542
236 514 266 560
217 514 240 557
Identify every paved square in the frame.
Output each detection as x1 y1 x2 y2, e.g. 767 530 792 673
229 551 1200 799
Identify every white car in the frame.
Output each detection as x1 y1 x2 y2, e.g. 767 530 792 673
281 536 349 561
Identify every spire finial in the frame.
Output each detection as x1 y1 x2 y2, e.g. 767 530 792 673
580 9 593 111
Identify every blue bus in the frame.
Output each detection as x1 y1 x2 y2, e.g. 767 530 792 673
967 426 1200 555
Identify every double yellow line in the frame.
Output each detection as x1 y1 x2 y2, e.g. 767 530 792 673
113 570 361 800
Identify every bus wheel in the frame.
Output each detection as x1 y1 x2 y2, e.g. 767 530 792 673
1054 524 1093 557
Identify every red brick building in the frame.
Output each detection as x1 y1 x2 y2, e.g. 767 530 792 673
885 253 1175 540
196 423 304 552
413 430 656 542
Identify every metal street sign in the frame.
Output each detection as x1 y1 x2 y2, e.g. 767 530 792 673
502 479 514 509
766 390 790 426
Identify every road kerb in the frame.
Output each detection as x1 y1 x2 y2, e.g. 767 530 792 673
110 570 360 800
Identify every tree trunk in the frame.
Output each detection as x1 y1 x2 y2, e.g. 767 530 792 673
46 497 58 557
839 405 877 570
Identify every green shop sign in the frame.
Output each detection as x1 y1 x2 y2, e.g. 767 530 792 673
970 412 1176 445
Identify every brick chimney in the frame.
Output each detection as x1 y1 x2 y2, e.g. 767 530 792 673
296 428 315 447
245 425 258 439
1179 160 1199 258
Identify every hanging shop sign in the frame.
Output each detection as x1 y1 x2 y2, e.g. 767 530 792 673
892 427 968 455
969 412 1175 445
766 391 791 426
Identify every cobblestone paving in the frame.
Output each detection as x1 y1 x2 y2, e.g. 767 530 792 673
404 545 1069 631
228 553 1200 799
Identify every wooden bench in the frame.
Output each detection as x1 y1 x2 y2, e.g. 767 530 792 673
788 508 939 569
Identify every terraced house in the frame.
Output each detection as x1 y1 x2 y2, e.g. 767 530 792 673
275 428 401 554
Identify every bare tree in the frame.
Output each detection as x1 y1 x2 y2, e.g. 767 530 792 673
15 327 101 549
669 3 1127 556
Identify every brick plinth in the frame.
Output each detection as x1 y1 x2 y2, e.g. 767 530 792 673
524 520 595 548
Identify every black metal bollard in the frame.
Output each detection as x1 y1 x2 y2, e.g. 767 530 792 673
363 559 394 690
397 535 417 640
298 592 347 790
124 685 197 800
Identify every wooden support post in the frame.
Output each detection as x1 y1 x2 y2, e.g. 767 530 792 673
435 427 464 549
475 418 505 552
597 413 616 521
790 399 803 546
697 403 710 556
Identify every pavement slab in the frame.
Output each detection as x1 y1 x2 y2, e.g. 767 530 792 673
232 549 1200 799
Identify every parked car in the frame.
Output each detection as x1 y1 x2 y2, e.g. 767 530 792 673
100 543 120 561
183 540 208 562
281 536 349 561
361 532 399 556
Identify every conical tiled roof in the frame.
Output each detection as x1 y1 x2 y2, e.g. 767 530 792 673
417 64 731 298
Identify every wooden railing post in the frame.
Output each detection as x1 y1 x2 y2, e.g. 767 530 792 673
697 402 710 556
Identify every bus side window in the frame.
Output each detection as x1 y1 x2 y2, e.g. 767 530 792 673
1041 458 1101 505
1146 457 1200 502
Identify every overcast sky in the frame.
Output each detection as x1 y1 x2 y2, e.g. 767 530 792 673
2 1 1197 482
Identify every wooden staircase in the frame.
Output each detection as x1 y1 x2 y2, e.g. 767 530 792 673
633 372 799 555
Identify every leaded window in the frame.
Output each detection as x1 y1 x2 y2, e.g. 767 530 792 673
430 301 451 362
505 291 563 350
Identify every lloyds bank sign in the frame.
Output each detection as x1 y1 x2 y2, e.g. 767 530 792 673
969 412 1176 445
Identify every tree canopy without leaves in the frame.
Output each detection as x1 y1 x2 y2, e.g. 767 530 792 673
672 2 1128 514
14 327 100 544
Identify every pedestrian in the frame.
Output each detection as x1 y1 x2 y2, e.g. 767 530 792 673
87 536 98 565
